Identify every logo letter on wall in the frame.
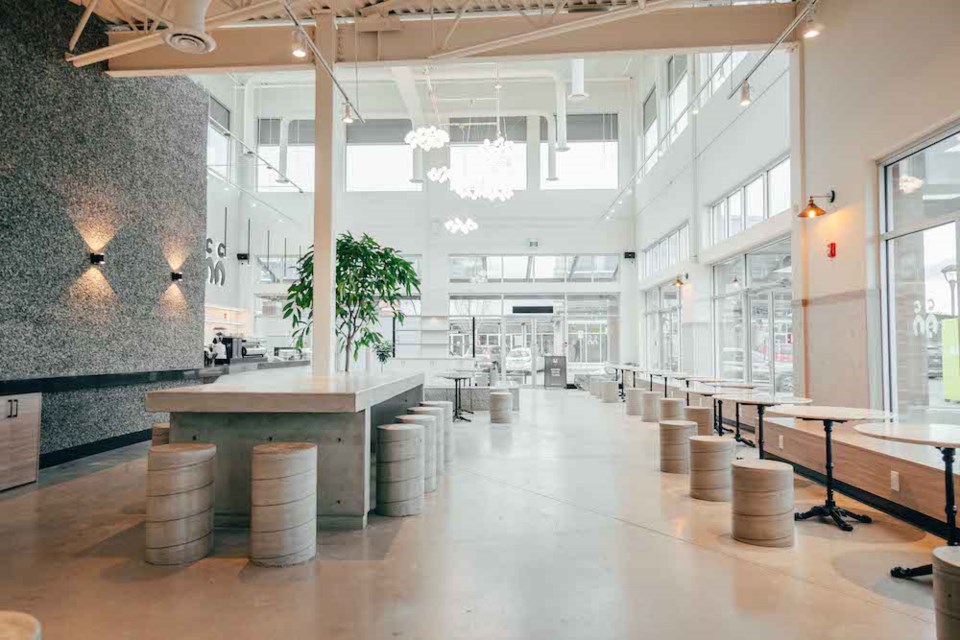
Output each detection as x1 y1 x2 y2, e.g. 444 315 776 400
206 238 227 286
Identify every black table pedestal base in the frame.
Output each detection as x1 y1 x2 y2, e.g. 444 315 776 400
795 503 872 532
733 402 755 448
891 447 957 580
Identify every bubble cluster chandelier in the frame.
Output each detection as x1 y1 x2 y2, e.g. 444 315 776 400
404 125 449 152
444 217 479 235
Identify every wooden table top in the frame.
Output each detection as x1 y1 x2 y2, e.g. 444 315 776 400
768 405 892 422
855 422 960 448
710 382 758 390
715 394 812 407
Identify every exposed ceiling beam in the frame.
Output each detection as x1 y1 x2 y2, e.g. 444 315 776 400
67 0 313 68
105 3 794 75
390 66 427 125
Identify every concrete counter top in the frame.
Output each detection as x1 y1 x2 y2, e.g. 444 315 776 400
146 369 425 414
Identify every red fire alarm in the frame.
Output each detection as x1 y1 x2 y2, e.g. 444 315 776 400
827 242 837 258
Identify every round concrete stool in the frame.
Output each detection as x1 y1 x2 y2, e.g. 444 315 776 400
689 436 735 501
588 376 603 398
490 391 513 424
395 414 437 493
684 406 714 437
601 380 620 403
409 406 445 475
0 612 41 640
421 400 455 465
659 420 696 474
640 391 660 422
376 423 425 517
659 397 684 420
732 459 795 548
145 443 216 565
151 422 170 446
934 546 960 639
625 388 644 416
250 442 317 567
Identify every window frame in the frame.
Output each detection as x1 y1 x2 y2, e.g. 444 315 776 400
704 154 791 247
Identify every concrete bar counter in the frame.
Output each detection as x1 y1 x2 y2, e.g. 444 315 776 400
146 369 424 530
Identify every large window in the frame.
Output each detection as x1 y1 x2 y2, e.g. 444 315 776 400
207 97 231 176
667 55 689 143
449 116 526 193
883 126 960 420
712 238 793 391
345 118 421 192
540 114 618 190
643 224 689 279
706 157 791 247
644 285 681 371
256 118 316 192
448 254 619 284
643 88 659 173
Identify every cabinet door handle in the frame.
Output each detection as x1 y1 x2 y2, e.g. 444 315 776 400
12 399 18 418
5 399 11 419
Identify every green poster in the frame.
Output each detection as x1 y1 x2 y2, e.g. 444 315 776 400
943 318 960 403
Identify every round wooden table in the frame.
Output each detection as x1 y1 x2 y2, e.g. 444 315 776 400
716 394 811 458
707 382 758 436
768 405 891 531
856 422 960 578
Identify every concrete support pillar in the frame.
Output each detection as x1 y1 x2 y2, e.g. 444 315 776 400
312 11 337 375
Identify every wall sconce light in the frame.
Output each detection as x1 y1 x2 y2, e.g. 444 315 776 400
673 273 688 287
170 271 184 282
799 190 836 218
90 252 105 265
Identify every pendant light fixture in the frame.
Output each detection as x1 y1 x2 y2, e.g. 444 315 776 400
739 81 752 107
801 6 825 39
799 190 836 218
342 103 354 124
291 28 307 58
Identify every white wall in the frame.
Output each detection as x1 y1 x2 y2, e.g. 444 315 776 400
796 0 960 407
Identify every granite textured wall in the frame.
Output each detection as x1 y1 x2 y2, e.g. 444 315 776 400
0 1 207 453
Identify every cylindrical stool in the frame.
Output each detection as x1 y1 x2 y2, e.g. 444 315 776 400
659 420 696 474
151 422 170 446
395 414 437 492
376 423 425 517
732 459 795 548
640 391 660 422
589 376 603 398
659 397 684 420
684 406 714 437
409 406 445 475
0 612 41 640
934 546 960 639
145 443 216 565
601 380 619 403
690 436 735 501
250 442 317 567
625 388 644 416
421 400 455 465
490 391 513 424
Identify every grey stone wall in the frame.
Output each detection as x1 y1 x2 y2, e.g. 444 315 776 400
0 1 207 453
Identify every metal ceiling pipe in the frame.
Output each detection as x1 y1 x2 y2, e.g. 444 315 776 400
569 58 588 102
555 79 569 152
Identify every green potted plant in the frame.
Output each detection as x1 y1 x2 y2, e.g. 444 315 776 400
283 233 420 372
374 341 394 372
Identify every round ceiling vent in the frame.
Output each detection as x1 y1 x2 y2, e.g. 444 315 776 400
164 29 217 54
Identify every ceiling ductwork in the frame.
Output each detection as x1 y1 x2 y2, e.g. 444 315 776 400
569 59 589 102
163 0 217 54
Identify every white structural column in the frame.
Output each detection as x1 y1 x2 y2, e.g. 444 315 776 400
312 11 337 375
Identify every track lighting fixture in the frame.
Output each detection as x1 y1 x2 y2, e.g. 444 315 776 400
342 104 354 124
291 29 307 59
739 81 752 107
801 8 824 39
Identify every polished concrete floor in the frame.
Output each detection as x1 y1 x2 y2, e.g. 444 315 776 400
0 389 942 639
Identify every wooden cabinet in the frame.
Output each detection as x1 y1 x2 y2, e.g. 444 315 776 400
0 393 41 491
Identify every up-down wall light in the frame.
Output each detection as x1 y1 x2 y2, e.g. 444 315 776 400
90 252 105 265
171 271 184 282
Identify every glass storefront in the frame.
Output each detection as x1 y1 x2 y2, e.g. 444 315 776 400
713 238 793 391
883 126 960 420
644 284 681 371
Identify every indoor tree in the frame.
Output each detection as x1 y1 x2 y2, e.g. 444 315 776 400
283 233 420 372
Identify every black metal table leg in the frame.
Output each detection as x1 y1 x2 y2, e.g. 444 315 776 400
453 378 471 422
734 402 755 448
795 419 870 531
663 376 668 398
649 374 654 391
892 447 957 578
685 380 691 406
716 399 724 436
757 405 766 460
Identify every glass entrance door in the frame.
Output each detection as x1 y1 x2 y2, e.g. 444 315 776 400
503 316 560 386
746 288 794 393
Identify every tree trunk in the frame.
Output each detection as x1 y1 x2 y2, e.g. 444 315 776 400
344 336 353 372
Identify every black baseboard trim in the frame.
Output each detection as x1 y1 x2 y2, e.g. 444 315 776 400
765 452 949 542
39 429 151 469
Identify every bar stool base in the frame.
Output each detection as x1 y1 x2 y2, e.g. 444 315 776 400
795 503 872 532
891 564 933 579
